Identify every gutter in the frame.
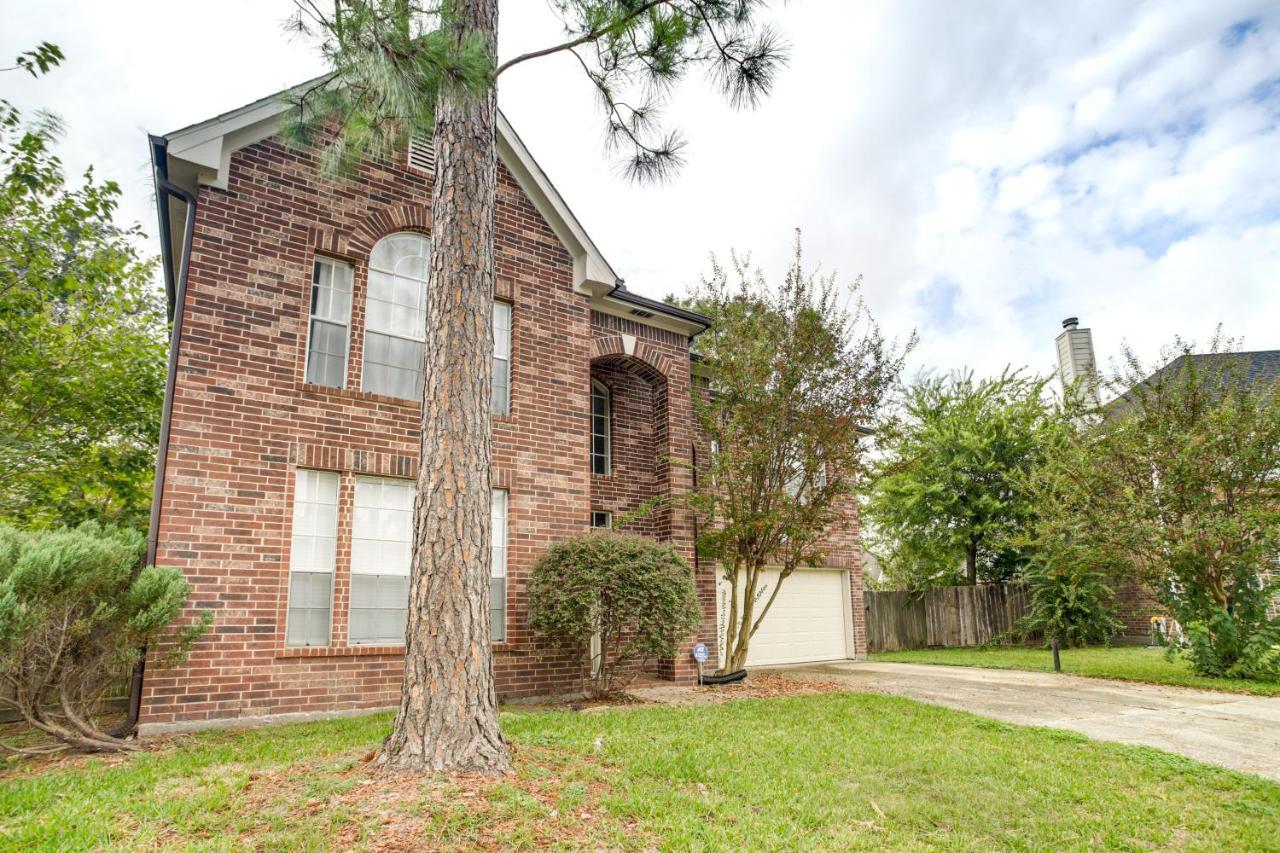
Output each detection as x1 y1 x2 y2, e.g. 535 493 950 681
116 134 197 737
606 278 711 337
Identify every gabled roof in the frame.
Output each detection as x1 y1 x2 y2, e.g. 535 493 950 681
152 77 708 336
1168 350 1280 388
1107 349 1280 416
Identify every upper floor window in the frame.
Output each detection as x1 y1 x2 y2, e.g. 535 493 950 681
590 380 611 476
305 258 353 388
492 301 512 415
363 233 429 399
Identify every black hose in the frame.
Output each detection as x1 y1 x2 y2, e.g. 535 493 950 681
698 669 747 686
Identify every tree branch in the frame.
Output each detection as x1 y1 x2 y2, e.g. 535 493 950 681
494 0 669 77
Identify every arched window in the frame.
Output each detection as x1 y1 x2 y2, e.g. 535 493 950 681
591 379 611 476
363 232 430 399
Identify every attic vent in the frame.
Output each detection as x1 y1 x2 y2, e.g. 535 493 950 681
630 308 655 319
408 133 436 173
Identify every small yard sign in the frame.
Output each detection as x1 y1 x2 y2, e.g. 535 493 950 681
692 643 709 663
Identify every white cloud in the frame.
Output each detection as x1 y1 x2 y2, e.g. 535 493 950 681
4 0 1279 386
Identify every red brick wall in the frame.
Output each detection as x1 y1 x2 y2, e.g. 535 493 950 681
145 127 864 727
143 130 717 726
588 314 710 681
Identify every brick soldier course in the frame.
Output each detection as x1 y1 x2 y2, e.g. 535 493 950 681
142 83 865 729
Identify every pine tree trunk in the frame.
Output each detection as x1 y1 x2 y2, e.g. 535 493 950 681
377 0 511 775
965 539 978 585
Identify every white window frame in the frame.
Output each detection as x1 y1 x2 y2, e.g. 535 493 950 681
491 489 508 643
591 379 611 476
349 475 415 645
591 510 612 529
304 257 353 388
362 232 430 400
285 469 339 647
492 301 512 416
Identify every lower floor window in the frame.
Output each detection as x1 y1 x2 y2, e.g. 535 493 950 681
287 571 333 647
284 470 509 646
349 573 410 645
286 469 339 647
350 476 414 644
491 489 508 642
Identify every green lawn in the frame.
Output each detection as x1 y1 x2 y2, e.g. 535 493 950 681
3 692 1278 849
869 645 1280 696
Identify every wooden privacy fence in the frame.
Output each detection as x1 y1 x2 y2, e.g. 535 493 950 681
865 582 1029 652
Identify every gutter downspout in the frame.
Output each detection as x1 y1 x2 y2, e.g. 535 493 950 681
114 135 197 737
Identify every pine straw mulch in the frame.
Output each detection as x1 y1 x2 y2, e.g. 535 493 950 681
620 671 855 708
186 674 850 849
136 740 643 852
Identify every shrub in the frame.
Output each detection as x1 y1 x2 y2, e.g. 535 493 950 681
527 532 700 697
1181 598 1280 682
0 522 208 754
1017 560 1124 649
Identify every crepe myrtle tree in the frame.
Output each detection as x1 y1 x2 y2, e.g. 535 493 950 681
284 0 790 773
686 234 911 674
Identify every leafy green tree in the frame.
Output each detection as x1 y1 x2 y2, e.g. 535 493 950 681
527 531 700 697
865 370 1062 589
687 234 909 673
287 0 790 772
1017 560 1124 651
1026 336 1280 680
0 523 207 754
0 62 165 529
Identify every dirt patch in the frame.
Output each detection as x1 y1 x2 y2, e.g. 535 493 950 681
625 672 853 708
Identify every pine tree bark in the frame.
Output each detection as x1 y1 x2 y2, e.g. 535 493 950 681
377 0 512 774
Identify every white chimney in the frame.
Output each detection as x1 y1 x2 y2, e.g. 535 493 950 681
1055 317 1101 408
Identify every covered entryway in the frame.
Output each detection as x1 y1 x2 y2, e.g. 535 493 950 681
718 568 854 667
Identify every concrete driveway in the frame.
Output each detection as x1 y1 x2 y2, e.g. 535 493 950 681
785 660 1280 781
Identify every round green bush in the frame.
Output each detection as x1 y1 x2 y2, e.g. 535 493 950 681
527 531 700 697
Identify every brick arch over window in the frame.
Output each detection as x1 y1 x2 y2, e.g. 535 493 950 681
306 204 433 258
590 333 675 381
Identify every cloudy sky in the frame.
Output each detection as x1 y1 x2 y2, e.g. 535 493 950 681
6 0 1279 380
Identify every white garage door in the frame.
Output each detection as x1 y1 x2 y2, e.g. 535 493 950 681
718 568 852 667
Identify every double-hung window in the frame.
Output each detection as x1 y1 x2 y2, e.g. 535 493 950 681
491 489 508 642
306 258 353 388
363 233 430 399
492 301 512 415
590 380 611 475
286 469 339 646
350 476 414 644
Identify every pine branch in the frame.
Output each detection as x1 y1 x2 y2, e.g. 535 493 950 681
495 0 671 77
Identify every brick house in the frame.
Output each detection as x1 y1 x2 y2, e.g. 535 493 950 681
140 81 865 730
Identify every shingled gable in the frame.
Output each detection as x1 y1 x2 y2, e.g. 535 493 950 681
152 76 708 336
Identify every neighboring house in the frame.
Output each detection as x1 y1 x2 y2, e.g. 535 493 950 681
1054 318 1280 639
141 80 866 729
